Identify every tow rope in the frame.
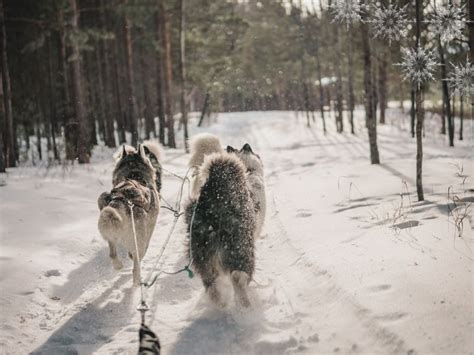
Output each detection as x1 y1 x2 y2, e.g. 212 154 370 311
128 167 195 354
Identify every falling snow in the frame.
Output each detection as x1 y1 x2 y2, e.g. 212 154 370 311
330 0 364 28
445 57 473 98
429 3 466 43
371 1 409 44
397 47 438 88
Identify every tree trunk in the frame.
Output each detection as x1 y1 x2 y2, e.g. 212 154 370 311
415 87 424 201
198 91 210 127
68 0 90 163
93 38 108 145
123 5 138 147
84 51 98 146
58 7 74 160
372 57 378 124
452 95 456 122
347 31 355 134
438 38 453 146
315 50 326 133
35 112 42 161
0 67 4 172
112 29 126 144
154 10 166 144
440 78 446 135
378 52 388 124
398 79 405 112
140 53 156 140
459 97 463 141
410 88 415 137
0 0 15 167
178 0 189 152
469 0 473 62
34 76 44 162
334 26 344 133
415 0 424 201
361 23 380 164
0 119 4 172
99 0 116 148
301 60 311 127
303 80 311 127
46 36 59 160
158 0 175 148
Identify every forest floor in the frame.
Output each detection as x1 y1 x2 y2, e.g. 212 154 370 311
1 109 473 355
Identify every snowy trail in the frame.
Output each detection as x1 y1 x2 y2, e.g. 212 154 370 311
1 110 473 354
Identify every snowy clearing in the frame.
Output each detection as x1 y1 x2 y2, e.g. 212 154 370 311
1 110 473 355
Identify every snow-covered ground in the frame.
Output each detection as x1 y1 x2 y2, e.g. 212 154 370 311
1 110 473 355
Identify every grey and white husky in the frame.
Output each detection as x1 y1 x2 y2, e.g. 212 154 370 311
98 143 161 286
185 144 264 308
227 143 266 239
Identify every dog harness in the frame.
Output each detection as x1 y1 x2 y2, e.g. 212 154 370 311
103 179 157 212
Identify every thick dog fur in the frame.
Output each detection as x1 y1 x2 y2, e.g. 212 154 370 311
227 143 266 239
188 133 223 198
98 144 160 286
113 141 163 192
185 152 257 307
143 141 163 192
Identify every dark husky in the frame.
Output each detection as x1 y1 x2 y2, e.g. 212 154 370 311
97 144 161 286
185 149 261 307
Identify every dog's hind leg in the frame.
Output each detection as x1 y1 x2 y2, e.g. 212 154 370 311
108 241 123 270
231 271 251 308
222 245 254 308
201 263 226 307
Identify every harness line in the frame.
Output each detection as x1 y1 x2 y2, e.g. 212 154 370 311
135 167 196 291
125 165 199 333
128 201 148 324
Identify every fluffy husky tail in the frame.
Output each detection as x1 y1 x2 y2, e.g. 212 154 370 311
199 153 245 190
98 206 123 242
185 153 246 231
188 133 223 168
188 134 223 198
143 141 163 162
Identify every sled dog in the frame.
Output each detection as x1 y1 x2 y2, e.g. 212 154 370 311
188 133 223 198
98 144 160 286
227 143 266 238
185 148 262 308
113 141 163 192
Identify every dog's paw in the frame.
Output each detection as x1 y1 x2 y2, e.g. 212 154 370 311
236 294 251 309
112 258 123 270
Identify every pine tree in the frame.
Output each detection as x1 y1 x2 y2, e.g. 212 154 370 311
178 0 189 152
68 0 90 163
123 1 139 147
361 21 380 165
158 0 175 148
0 0 15 168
